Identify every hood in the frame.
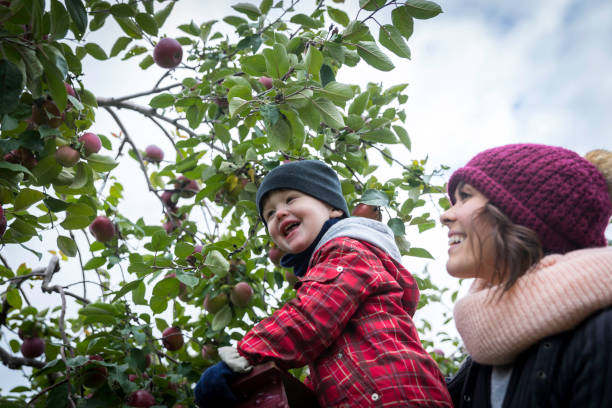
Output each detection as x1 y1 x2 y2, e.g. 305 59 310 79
314 217 402 263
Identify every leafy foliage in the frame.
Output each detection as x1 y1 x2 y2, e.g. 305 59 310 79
0 0 461 406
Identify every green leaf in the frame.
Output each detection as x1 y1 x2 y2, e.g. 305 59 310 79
212 305 233 331
83 257 106 270
316 81 354 106
327 6 350 27
114 16 142 39
0 161 33 177
14 188 44 212
150 230 172 252
355 41 395 71
342 20 370 42
110 3 136 18
260 0 273 14
392 6 414 40
361 128 398 144
43 197 70 212
60 212 92 230
0 60 23 115
135 13 158 36
320 64 335 87
6 289 22 309
349 91 369 116
32 155 61 184
86 154 119 172
240 55 267 76
50 0 70 40
84 43 108 60
387 218 406 236
263 44 289 79
174 242 194 259
311 98 344 129
305 46 323 76
228 97 250 117
149 295 168 313
132 281 147 305
407 247 434 259
403 0 443 19
231 3 261 20
110 37 132 57
149 93 175 108
213 123 231 144
154 1 174 27
266 116 292 151
379 25 411 59
57 236 78 257
65 0 88 35
290 13 324 29
392 125 411 150
360 189 390 206
46 381 69 408
205 250 229 278
153 278 179 298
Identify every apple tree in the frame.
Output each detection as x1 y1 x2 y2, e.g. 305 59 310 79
0 0 463 406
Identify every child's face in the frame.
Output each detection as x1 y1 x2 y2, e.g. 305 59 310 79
262 189 343 254
440 183 496 281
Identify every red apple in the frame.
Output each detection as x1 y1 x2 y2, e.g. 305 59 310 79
78 132 101 155
351 203 382 221
203 292 228 314
144 145 164 162
127 389 156 407
20 337 45 358
4 148 37 170
65 82 76 98
161 190 176 208
153 38 183 69
174 176 199 198
268 245 285 266
258 76 273 90
186 244 203 265
55 146 80 167
161 327 184 351
0 205 6 238
81 355 108 388
230 282 254 307
163 220 181 233
89 216 115 242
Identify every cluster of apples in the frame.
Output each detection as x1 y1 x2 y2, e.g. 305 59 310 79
160 176 200 233
55 131 102 168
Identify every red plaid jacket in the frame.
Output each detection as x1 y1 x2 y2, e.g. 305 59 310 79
238 236 452 407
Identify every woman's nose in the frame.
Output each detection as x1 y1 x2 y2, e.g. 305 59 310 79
440 207 454 226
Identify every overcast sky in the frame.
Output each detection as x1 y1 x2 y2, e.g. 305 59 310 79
2 0 611 393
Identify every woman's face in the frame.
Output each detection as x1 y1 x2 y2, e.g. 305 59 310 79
440 183 496 281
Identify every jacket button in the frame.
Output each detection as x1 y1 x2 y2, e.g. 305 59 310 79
337 352 343 359
336 266 343 272
537 370 547 379
463 395 471 402
543 342 551 349
371 393 379 401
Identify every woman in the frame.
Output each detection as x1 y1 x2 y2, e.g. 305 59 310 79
441 144 612 407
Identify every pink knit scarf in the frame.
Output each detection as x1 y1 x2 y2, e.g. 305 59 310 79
453 247 612 365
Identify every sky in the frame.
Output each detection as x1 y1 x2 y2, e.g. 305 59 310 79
2 0 612 394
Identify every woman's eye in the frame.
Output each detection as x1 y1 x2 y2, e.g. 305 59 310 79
458 191 471 200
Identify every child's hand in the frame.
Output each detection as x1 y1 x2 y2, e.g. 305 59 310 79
194 362 238 407
219 346 252 373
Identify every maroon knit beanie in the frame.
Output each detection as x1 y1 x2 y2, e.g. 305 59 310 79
448 144 612 254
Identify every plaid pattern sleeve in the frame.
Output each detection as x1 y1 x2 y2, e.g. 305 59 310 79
238 237 452 407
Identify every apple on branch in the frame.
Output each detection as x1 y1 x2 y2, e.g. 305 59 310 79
78 132 102 156
203 292 228 314
89 216 115 242
20 336 45 359
127 389 156 407
55 145 80 167
153 38 183 69
144 145 164 162
258 76 273 90
161 327 184 351
351 203 382 221
81 355 108 389
230 282 254 307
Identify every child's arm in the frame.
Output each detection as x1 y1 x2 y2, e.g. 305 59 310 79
237 238 380 368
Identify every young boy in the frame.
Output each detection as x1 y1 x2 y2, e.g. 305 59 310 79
195 160 451 407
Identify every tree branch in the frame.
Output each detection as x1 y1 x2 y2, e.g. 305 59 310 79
110 82 183 103
0 345 46 369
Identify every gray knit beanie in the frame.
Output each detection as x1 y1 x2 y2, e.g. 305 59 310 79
256 160 349 225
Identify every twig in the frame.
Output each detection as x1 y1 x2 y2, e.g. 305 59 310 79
0 345 46 369
110 82 183 103
27 378 69 405
148 116 183 159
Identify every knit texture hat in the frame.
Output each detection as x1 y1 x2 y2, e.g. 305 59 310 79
256 160 349 225
448 144 612 254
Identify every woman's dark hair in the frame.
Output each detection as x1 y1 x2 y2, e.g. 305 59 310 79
474 202 544 295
